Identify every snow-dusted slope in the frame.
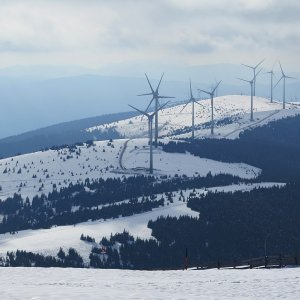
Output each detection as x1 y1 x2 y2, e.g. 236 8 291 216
0 138 261 201
1 267 300 300
87 95 300 139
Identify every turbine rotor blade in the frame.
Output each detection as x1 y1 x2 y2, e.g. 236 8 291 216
158 96 175 99
195 101 204 108
145 73 155 94
150 101 169 117
285 76 297 80
242 63 253 69
137 93 153 97
278 61 284 75
144 97 155 113
128 104 149 117
253 68 262 80
158 101 169 111
180 101 190 113
198 89 211 95
255 59 265 69
274 76 283 88
212 80 222 94
156 73 164 92
237 78 251 83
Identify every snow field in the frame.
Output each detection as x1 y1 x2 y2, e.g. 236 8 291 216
0 137 261 201
1 267 300 300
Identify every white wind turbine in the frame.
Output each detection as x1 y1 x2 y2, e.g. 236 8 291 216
180 79 204 139
242 59 264 96
198 81 222 135
237 69 262 121
138 73 174 148
274 62 297 109
128 102 169 174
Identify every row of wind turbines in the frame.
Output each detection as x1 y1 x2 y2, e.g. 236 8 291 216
128 60 297 174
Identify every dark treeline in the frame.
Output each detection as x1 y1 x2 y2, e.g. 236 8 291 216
0 173 242 233
2 248 84 268
0 194 164 233
169 115 239 137
162 115 300 181
88 183 300 269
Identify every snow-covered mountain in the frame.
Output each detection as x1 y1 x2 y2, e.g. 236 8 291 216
0 94 299 264
87 95 300 140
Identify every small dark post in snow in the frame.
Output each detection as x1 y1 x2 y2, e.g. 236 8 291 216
184 247 188 270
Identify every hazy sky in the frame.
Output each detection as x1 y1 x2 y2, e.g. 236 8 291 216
0 0 299 71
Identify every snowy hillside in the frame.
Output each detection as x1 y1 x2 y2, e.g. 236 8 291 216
1 267 300 299
0 94 297 267
87 95 300 139
0 138 260 201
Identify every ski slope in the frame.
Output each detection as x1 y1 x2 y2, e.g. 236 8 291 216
87 95 300 140
1 267 300 300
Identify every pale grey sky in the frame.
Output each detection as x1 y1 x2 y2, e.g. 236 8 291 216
0 0 299 71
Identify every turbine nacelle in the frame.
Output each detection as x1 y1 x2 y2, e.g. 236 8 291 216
198 80 222 97
274 62 297 88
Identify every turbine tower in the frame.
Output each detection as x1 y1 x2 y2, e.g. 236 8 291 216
242 59 264 96
138 73 174 148
238 69 262 121
180 79 204 139
266 69 275 103
128 102 169 174
274 62 297 109
198 81 222 135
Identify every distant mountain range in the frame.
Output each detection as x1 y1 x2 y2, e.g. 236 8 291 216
0 111 138 159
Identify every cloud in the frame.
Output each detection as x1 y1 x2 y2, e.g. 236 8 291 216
0 0 298 70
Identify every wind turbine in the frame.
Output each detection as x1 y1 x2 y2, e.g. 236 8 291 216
274 62 297 109
128 102 169 174
138 73 174 147
237 69 262 121
180 79 204 139
266 69 275 103
198 81 222 135
242 59 264 96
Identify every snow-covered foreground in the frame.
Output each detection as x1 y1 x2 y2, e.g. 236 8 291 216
1 267 300 299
